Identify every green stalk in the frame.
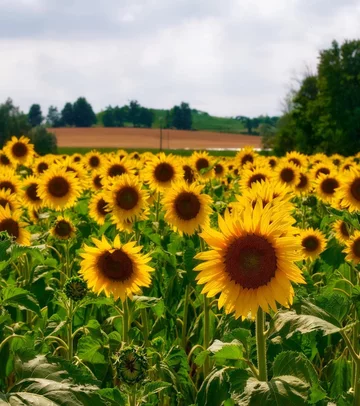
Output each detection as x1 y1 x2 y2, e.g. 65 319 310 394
354 364 360 406
67 299 74 361
181 285 190 350
129 386 136 406
123 298 130 344
203 295 210 378
155 192 161 223
141 308 150 347
256 307 268 382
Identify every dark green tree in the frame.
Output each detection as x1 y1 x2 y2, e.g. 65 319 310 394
0 98 31 148
113 106 126 127
138 107 154 128
170 102 192 130
128 100 141 127
46 106 62 127
72 97 97 127
102 106 115 127
28 104 43 127
61 102 74 126
29 126 57 155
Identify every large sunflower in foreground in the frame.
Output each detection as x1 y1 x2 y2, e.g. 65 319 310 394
0 205 30 245
194 203 304 319
337 170 360 212
21 176 43 210
144 153 182 191
3 136 35 166
162 181 213 235
80 235 154 301
104 174 148 224
343 231 360 264
37 167 81 210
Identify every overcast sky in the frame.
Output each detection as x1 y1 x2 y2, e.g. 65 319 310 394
1 0 360 117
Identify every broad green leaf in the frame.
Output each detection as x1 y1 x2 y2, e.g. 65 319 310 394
143 381 172 396
208 339 243 360
196 368 231 406
2 287 41 316
323 354 352 399
76 336 106 364
233 376 309 405
133 295 162 309
194 350 211 367
97 388 126 406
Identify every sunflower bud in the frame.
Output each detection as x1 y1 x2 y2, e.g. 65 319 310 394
114 346 148 385
64 276 88 302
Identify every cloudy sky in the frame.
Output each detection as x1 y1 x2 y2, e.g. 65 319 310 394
1 0 360 117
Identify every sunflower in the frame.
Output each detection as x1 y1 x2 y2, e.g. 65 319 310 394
50 216 76 240
71 153 83 164
0 169 21 194
299 228 327 260
235 147 258 168
194 203 304 319
104 174 148 224
33 157 51 175
337 169 360 212
21 176 43 210
240 167 272 191
37 167 81 210
85 150 103 170
331 154 344 167
213 161 226 179
162 182 213 235
0 205 30 245
91 171 104 191
315 173 340 203
285 151 307 168
0 189 20 212
294 171 312 194
191 151 213 180
144 153 182 191
267 157 278 169
89 192 110 225
333 220 353 244
102 156 132 179
310 162 335 179
182 161 196 184
343 231 360 264
114 210 149 234
80 235 154 302
3 136 35 166
0 151 13 169
274 161 300 187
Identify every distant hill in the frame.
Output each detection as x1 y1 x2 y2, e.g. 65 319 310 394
97 109 248 134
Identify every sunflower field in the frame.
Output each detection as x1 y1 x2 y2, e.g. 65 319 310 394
1 137 360 406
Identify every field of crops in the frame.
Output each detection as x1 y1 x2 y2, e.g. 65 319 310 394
1 136 360 405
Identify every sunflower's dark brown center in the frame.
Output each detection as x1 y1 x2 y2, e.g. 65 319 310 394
0 199 11 209
154 163 174 183
340 222 350 238
333 159 341 166
47 176 70 198
183 165 194 183
26 183 41 202
54 220 72 237
320 178 339 195
74 156 81 162
97 198 108 216
0 181 15 193
234 169 239 176
280 168 295 183
37 162 48 173
269 159 276 168
302 236 319 252
195 158 209 172
0 154 10 165
315 168 330 178
12 142 27 158
109 164 126 177
344 164 352 170
289 158 301 166
174 192 201 220
116 187 139 210
214 164 224 175
248 173 266 187
133 153 140 160
350 178 360 202
241 154 253 166
89 156 100 168
97 249 133 281
0 218 19 238
352 238 360 258
228 165 234 170
225 235 277 289
93 175 102 189
297 174 308 189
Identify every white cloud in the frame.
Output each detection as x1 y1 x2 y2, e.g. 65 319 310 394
0 0 359 117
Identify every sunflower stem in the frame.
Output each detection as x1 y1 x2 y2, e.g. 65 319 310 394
256 307 268 382
141 308 150 347
181 284 190 350
67 298 74 361
123 298 130 344
155 192 161 223
203 295 211 378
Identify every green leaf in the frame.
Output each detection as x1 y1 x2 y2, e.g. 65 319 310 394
2 287 41 316
233 376 309 405
323 354 352 399
143 381 172 396
208 340 243 360
196 368 231 406
97 388 126 406
133 295 162 309
194 350 211 367
76 336 106 364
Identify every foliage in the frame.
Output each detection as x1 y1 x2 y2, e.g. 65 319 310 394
47 106 63 128
28 104 43 127
61 102 74 126
29 126 58 155
167 102 193 130
72 97 97 128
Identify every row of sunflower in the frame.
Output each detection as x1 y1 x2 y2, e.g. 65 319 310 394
1 136 360 405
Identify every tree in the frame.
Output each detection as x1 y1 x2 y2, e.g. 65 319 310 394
128 100 141 127
72 97 97 127
112 106 126 127
0 98 31 148
61 102 74 126
102 106 115 127
102 106 126 127
29 126 57 155
260 123 276 149
28 104 43 127
169 102 192 130
138 107 154 128
46 106 62 127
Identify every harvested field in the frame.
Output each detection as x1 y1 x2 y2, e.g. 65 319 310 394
50 127 262 150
